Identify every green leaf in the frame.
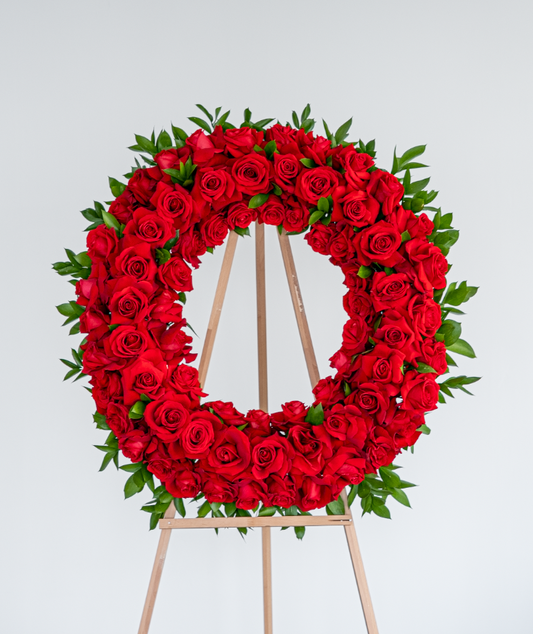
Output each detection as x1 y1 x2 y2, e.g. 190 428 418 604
56 303 75 317
447 339 476 358
299 158 316 169
357 265 373 279
195 104 214 123
124 474 143 498
347 485 358 506
233 226 251 237
437 320 462 347
174 497 186 517
120 463 143 473
399 145 426 167
188 116 212 133
197 501 211 518
134 134 157 156
156 130 173 151
63 368 80 381
155 248 171 265
264 139 277 159
334 118 353 145
326 498 345 515
417 424 431 435
434 230 459 251
379 467 401 488
390 488 411 507
60 358 78 370
149 513 161 531
401 230 411 243
109 177 126 198
258 506 277 517
101 209 121 233
416 362 437 373
371 501 391 519
308 210 324 226
317 197 329 213
294 526 306 540
99 452 115 472
248 193 269 209
129 400 147 420
304 403 324 426
272 183 282 196
224 502 237 517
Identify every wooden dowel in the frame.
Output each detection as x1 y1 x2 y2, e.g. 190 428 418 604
341 491 379 634
256 221 268 412
262 527 273 634
278 229 379 633
277 230 320 388
159 515 352 529
198 230 239 387
138 504 176 634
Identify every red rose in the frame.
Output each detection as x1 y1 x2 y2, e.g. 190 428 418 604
208 401 246 426
366 427 396 470
273 153 301 192
104 325 149 359
341 262 370 290
368 170 404 216
265 123 297 147
251 435 294 479
118 428 152 463
202 474 236 504
87 224 118 261
157 324 194 364
370 272 412 311
146 445 178 481
173 228 207 268
121 349 167 406
148 289 184 327
405 238 448 290
401 371 439 411
282 197 310 233
206 427 251 479
374 310 420 364
166 363 206 401
331 187 379 227
408 295 442 338
237 480 267 510
324 404 369 448
195 167 240 211
150 181 197 231
312 377 345 408
418 339 447 375
158 256 193 292
281 401 308 423
348 383 389 423
266 475 297 508
108 279 152 325
297 478 332 512
352 344 405 396
342 315 371 354
328 225 356 263
106 402 133 437
355 220 402 267
337 146 373 189
223 127 263 158
123 207 174 248
289 425 332 476
108 189 136 224
144 394 191 442
113 243 157 282
164 464 202 498
245 409 272 436
186 129 221 166
127 167 160 205
343 289 374 321
231 153 272 196
180 411 221 459
322 447 366 488
296 166 339 204
258 196 285 226
90 371 122 413
226 201 258 229
385 406 423 450
199 213 229 247
305 223 335 255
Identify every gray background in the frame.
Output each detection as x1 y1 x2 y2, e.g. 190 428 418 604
1 1 532 632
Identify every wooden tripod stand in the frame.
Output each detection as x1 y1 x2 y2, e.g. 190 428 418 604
138 224 380 634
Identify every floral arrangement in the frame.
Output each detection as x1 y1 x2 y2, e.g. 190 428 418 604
54 105 478 537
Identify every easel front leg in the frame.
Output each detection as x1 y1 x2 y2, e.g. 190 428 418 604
341 491 379 634
138 504 176 634
262 526 273 634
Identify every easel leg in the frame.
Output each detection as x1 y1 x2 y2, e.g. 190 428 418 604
256 221 273 633
262 526 273 634
138 505 176 634
341 491 379 634
278 230 380 633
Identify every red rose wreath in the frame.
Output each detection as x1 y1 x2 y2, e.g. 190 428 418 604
54 105 479 536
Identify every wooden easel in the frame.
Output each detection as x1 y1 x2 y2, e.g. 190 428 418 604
138 225 380 634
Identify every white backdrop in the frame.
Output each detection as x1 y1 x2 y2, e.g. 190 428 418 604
1 1 532 633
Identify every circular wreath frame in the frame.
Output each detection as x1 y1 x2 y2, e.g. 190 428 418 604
54 104 478 534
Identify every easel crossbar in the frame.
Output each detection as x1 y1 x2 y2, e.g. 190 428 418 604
159 516 353 529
